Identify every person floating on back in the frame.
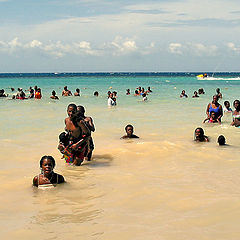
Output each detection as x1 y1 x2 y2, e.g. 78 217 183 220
121 125 139 139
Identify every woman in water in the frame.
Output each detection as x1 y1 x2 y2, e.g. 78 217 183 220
194 128 209 142
33 156 65 188
231 99 240 127
206 95 223 122
223 100 232 113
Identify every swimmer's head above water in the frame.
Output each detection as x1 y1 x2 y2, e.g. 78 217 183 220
194 127 209 142
67 103 77 117
40 155 56 174
217 135 226 146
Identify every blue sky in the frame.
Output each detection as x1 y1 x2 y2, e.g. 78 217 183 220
0 0 240 72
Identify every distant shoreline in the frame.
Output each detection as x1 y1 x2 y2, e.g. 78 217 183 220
0 72 240 78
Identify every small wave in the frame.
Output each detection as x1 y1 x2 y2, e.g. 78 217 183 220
197 77 240 81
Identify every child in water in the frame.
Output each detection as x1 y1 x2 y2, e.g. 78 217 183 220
121 125 139 139
203 111 221 124
33 156 64 188
194 127 209 142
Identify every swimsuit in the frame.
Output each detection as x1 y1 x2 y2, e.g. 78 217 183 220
37 174 58 189
209 104 221 117
62 135 88 164
35 92 42 99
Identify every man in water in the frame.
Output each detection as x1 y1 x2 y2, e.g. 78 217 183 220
62 86 72 96
121 125 139 139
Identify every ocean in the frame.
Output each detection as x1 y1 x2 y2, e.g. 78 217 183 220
1 72 240 239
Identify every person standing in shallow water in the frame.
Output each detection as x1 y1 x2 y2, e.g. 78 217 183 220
121 125 139 139
206 95 223 122
231 99 240 127
62 86 72 96
58 104 90 165
33 156 64 188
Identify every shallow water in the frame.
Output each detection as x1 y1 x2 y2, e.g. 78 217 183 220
1 74 240 239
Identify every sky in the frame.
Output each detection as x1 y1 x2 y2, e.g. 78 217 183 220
0 0 240 72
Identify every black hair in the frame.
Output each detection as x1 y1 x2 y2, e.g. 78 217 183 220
233 99 240 105
70 110 84 127
94 91 99 96
195 127 204 135
67 103 77 111
217 135 226 145
77 105 85 115
52 90 56 95
76 88 80 92
224 100 230 106
59 132 70 147
142 93 146 97
194 127 206 142
125 124 133 132
40 155 56 168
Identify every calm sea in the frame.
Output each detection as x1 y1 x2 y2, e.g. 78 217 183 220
1 72 240 240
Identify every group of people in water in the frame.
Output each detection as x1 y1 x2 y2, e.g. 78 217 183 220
0 85 83 100
106 86 152 106
191 87 240 146
33 101 141 188
180 88 206 98
2 83 232 188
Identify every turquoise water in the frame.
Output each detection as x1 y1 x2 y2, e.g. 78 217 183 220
1 73 240 240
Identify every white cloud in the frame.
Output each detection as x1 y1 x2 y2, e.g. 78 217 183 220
108 36 138 56
169 43 182 54
226 42 240 53
168 42 218 56
187 43 218 56
8 37 22 48
25 40 42 48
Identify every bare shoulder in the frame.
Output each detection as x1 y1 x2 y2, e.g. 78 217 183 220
33 175 38 187
120 135 127 139
57 174 65 184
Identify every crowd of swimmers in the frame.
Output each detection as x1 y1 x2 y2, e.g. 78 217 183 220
0 85 153 106
189 87 240 147
2 83 238 188
0 85 83 100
